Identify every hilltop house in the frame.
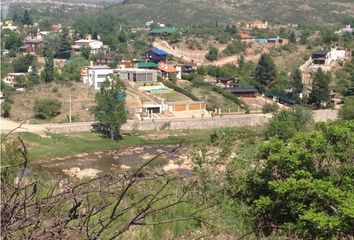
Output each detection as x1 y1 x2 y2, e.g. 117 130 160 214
20 38 43 53
229 87 258 98
145 49 169 63
81 64 113 90
2 73 25 87
311 50 331 66
72 39 108 55
114 68 158 84
149 27 178 37
245 21 268 30
217 77 236 88
158 64 178 79
239 32 253 42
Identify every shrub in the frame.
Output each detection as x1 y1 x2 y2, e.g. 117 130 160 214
34 99 61 119
1 101 11 118
262 103 279 113
339 96 354 120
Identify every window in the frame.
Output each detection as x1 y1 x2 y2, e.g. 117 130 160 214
97 74 108 78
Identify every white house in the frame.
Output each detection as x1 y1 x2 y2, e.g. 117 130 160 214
2 73 25 87
330 48 346 61
114 68 158 84
72 39 108 54
81 64 113 90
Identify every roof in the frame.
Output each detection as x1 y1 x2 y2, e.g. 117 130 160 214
137 62 158 68
150 27 178 35
265 92 296 104
88 65 111 70
148 48 169 56
24 38 42 43
115 68 157 73
229 87 258 93
158 65 177 73
312 50 330 57
217 77 234 82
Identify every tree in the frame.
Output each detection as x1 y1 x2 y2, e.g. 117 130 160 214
1 101 11 118
81 46 91 60
265 106 313 140
12 55 35 73
339 96 354 120
93 78 127 140
289 31 296 44
22 10 32 25
34 99 61 119
255 53 277 90
205 45 218 62
28 61 40 86
290 68 303 99
238 120 354 239
56 27 71 59
3 30 23 50
309 68 331 108
41 53 55 83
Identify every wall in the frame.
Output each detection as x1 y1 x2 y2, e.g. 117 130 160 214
46 110 339 134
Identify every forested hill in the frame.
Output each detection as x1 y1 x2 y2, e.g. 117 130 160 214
103 0 354 26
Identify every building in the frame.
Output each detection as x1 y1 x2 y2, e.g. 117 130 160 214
158 64 178 79
149 27 178 36
81 64 113 90
217 77 236 88
166 101 206 112
118 60 134 69
20 38 43 53
0 21 18 32
229 87 258 98
267 37 289 46
2 73 25 87
245 21 268 30
51 24 62 32
311 50 331 65
330 48 346 61
71 39 108 55
136 62 158 69
145 49 169 63
115 68 158 84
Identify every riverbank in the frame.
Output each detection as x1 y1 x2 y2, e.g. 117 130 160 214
17 129 213 161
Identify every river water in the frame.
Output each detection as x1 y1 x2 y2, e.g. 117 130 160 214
39 144 193 179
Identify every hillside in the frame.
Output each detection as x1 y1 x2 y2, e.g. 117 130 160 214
105 0 354 26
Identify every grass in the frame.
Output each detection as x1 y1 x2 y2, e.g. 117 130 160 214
18 129 213 161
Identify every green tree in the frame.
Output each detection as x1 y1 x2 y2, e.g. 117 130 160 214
28 61 40 86
309 68 331 108
1 101 11 118
205 45 218 61
265 106 313 140
255 53 277 90
41 53 55 83
93 78 127 140
238 120 354 239
290 68 303 99
34 99 61 119
3 30 23 50
339 96 354 120
289 31 296 44
22 10 32 25
56 27 71 58
81 46 91 60
12 55 35 73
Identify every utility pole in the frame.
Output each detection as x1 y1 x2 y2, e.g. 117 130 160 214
69 94 72 123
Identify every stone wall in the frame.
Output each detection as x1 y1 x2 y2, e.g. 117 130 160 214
46 110 339 134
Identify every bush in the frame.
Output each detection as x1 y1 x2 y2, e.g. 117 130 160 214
34 99 61 119
339 96 354 120
1 101 11 118
262 103 279 113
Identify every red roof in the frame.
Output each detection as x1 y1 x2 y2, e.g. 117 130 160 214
158 65 177 73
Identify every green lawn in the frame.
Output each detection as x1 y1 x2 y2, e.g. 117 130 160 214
18 130 213 161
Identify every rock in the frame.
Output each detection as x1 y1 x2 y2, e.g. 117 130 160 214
120 165 132 170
